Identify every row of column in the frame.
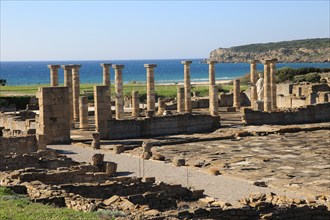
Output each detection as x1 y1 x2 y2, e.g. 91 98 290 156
115 60 220 118
49 60 220 133
249 59 277 112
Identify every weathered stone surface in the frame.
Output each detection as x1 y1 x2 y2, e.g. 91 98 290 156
172 157 185 167
113 144 124 154
103 195 120 205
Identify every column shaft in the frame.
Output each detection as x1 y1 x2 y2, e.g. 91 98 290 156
113 65 124 119
72 65 81 122
182 61 192 113
100 63 111 86
250 61 258 109
62 65 74 128
79 96 89 130
177 87 184 113
132 90 140 118
263 61 271 112
270 61 277 109
47 65 60 86
145 64 157 115
210 85 219 116
208 61 216 98
233 79 241 109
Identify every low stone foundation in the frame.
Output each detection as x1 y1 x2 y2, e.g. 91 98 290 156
242 102 330 125
0 135 37 153
107 113 220 139
0 150 78 172
0 111 36 134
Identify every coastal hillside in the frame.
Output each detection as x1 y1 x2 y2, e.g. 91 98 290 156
209 38 330 63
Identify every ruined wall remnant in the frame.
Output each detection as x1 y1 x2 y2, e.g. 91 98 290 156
277 83 330 109
36 87 70 144
242 102 330 125
107 114 220 139
0 136 37 153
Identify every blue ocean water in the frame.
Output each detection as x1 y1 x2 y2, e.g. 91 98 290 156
0 59 329 85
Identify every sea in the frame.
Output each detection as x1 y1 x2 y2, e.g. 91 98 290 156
1 59 329 85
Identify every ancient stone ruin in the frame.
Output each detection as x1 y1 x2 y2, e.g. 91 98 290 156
1 59 330 219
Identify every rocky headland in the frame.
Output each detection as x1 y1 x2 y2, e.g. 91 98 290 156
209 38 330 63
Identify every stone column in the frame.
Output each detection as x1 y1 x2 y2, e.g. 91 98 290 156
263 60 271 112
112 64 124 119
100 63 112 86
62 65 74 128
79 96 89 130
208 61 216 110
250 60 258 109
157 98 165 115
47 65 61 86
132 90 140 118
72 65 82 122
177 87 184 113
209 85 219 116
144 64 157 115
94 86 111 139
233 79 241 109
208 61 216 95
181 60 192 113
270 59 277 110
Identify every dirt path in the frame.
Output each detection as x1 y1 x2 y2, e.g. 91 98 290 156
49 144 304 205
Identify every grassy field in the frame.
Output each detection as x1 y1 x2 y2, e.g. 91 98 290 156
0 187 122 220
0 83 247 99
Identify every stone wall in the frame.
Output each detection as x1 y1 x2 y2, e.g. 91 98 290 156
107 114 220 139
220 93 250 107
36 87 70 144
0 136 37 154
242 102 330 125
277 83 330 109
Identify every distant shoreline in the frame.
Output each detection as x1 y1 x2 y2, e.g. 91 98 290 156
158 79 232 86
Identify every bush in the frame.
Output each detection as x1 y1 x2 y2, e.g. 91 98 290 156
294 73 321 83
276 67 330 83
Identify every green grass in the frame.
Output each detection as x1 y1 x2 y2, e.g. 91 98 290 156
0 83 242 99
0 187 121 220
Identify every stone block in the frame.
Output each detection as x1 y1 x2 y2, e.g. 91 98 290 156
113 144 124 154
105 162 117 175
92 154 104 166
172 157 185 167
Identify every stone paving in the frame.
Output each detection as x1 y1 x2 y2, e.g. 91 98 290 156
136 128 330 198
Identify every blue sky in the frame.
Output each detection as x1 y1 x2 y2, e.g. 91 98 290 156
1 0 329 61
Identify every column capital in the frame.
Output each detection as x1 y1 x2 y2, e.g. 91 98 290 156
71 64 82 70
112 64 124 69
271 58 278 63
47 64 61 69
249 60 259 64
144 64 157 68
262 59 272 64
61 64 73 70
181 60 192 65
100 63 112 68
207 60 216 65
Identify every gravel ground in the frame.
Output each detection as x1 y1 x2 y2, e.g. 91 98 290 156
49 144 304 205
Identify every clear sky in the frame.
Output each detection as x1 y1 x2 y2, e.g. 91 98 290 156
0 0 329 61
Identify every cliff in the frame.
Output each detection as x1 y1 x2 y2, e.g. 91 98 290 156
209 38 330 63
